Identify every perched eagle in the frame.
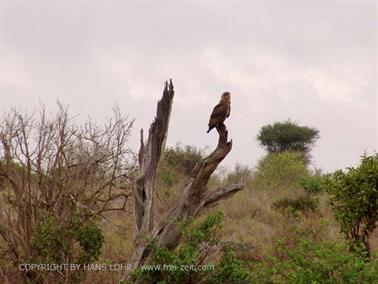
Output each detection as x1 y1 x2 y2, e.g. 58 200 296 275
207 92 231 133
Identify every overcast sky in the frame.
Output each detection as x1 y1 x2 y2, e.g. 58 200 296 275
0 0 377 173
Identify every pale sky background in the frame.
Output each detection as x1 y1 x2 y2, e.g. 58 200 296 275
0 0 377 173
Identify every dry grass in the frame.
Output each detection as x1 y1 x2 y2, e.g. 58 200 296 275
218 181 377 261
2 165 377 283
80 172 378 283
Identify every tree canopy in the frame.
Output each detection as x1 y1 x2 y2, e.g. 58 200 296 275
257 120 319 162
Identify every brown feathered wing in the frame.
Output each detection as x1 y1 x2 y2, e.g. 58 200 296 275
207 101 230 133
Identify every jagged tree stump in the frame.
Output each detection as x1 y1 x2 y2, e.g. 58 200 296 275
122 80 243 282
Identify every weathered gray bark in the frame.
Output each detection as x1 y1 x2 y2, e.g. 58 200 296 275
133 80 174 236
122 81 243 282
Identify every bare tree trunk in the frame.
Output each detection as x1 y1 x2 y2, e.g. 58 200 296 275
122 81 243 282
133 80 174 236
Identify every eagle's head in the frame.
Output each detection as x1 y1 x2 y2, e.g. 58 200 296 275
221 92 231 101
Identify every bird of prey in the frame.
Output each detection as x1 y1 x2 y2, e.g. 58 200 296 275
207 92 231 133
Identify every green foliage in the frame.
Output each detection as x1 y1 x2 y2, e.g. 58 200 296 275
156 144 206 200
30 214 69 263
257 120 319 163
272 172 325 214
135 211 251 284
181 210 223 245
250 240 378 284
208 247 251 284
325 154 378 255
163 144 205 176
160 168 175 188
273 195 318 214
73 216 104 264
30 212 104 265
253 152 309 191
299 173 325 194
271 170 325 214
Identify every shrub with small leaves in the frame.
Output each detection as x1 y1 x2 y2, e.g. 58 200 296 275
272 195 318 214
73 217 104 264
325 154 378 255
249 239 378 284
253 152 309 191
134 211 251 284
30 211 104 270
164 144 205 176
30 214 69 263
208 247 251 284
299 173 325 194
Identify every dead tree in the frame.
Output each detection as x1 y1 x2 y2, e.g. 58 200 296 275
0 104 135 283
122 80 244 282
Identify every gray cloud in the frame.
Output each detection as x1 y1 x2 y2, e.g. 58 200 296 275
1 1 376 172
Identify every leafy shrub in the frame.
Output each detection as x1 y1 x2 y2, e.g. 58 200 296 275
29 212 103 283
207 247 251 284
31 211 104 265
253 152 309 191
272 195 318 213
134 211 251 284
164 144 205 176
160 168 175 188
30 214 69 263
299 173 325 194
325 154 378 255
73 216 104 264
250 239 378 284
156 144 206 200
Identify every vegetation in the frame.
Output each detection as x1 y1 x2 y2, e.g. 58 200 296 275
155 144 206 206
164 144 205 176
252 151 308 191
299 172 325 194
257 120 319 163
250 240 378 283
29 212 104 282
134 211 251 284
0 101 377 284
272 195 318 214
0 104 135 283
272 172 325 214
325 154 378 256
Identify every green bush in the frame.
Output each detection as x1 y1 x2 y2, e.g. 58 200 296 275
250 240 378 284
253 152 309 191
73 217 104 264
30 212 104 265
208 247 251 284
160 168 175 188
134 211 251 284
164 144 205 176
272 195 318 214
155 145 206 201
325 154 378 255
299 173 325 194
30 214 69 263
